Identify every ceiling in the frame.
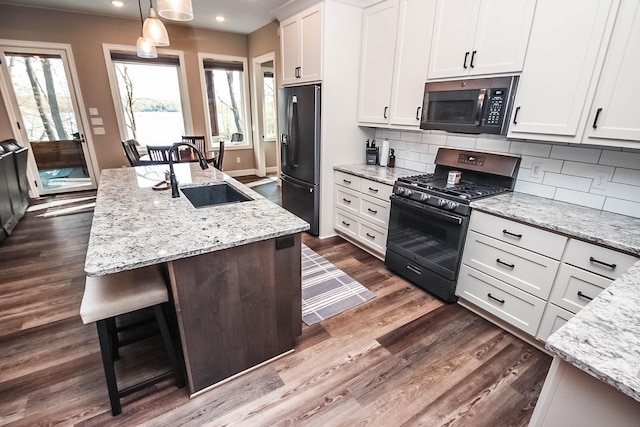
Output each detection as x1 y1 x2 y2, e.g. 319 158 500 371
0 0 291 34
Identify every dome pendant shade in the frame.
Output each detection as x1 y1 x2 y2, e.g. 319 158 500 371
136 36 158 58
157 0 193 21
143 7 170 46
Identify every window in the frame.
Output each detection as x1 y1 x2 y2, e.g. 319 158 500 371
109 52 187 147
263 70 277 140
201 55 251 148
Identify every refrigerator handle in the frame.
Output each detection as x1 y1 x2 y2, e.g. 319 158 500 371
289 95 299 167
281 134 288 166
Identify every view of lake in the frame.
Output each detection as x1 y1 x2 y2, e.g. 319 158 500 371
132 111 184 146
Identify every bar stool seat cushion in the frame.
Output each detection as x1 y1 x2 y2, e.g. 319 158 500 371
80 266 168 324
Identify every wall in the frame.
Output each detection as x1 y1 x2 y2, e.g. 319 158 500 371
0 4 260 172
0 94 12 141
374 128 640 219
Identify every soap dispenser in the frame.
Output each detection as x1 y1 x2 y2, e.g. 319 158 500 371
388 149 395 168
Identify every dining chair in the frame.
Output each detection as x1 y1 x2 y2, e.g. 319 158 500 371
181 135 216 164
230 133 243 142
146 145 177 164
121 139 141 166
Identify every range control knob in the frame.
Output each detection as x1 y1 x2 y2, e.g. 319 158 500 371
437 198 447 207
419 193 431 202
404 189 413 197
446 201 458 210
395 187 404 195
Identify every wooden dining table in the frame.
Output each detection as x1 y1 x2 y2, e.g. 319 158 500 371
139 147 218 164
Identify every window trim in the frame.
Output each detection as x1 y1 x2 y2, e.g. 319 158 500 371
197 52 252 150
261 66 277 142
102 44 193 145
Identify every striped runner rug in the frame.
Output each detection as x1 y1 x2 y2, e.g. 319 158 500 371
301 244 375 325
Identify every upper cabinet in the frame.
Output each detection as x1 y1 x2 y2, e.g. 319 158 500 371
583 0 640 147
358 0 436 128
280 3 323 86
507 0 619 143
427 0 536 80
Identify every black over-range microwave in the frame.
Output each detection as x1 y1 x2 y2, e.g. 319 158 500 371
420 76 519 135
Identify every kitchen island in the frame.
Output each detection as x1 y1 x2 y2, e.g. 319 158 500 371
85 164 309 395
469 192 640 426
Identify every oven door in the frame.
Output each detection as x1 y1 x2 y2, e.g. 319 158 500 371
420 88 486 134
386 195 469 280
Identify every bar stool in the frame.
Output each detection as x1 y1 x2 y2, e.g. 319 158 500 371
80 265 185 415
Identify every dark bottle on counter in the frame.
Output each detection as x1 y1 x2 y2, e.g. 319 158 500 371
388 149 395 168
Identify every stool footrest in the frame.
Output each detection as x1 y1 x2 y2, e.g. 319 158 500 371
118 371 174 398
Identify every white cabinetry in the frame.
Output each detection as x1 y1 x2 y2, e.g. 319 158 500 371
584 0 640 147
427 0 535 80
507 0 619 143
358 0 436 128
334 171 393 258
280 3 323 86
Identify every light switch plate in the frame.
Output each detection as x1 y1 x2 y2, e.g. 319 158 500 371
93 127 105 135
89 108 99 116
91 117 103 125
530 162 543 179
593 172 609 190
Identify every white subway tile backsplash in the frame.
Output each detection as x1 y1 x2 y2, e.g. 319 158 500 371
446 135 476 149
612 168 640 185
599 150 640 170
509 140 552 157
426 163 436 173
422 133 447 146
427 145 441 155
396 149 421 162
590 182 640 202
514 181 556 199
419 153 436 164
603 198 640 219
388 140 407 150
475 137 511 153
404 160 427 172
517 168 543 184
384 130 402 141
561 161 615 179
550 145 601 163
519 156 563 173
554 188 605 210
406 142 430 153
543 172 592 192
401 131 422 143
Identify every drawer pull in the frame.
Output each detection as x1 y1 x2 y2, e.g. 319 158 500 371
589 256 617 270
342 198 351 204
496 258 515 269
406 264 422 275
487 293 505 305
368 187 379 193
365 233 376 239
577 291 593 301
367 208 378 214
502 229 522 239
341 221 351 227
343 179 352 184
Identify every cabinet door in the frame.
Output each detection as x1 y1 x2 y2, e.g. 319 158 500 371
389 0 436 127
508 0 618 141
427 0 480 79
299 3 323 83
469 0 536 76
280 15 300 86
357 0 399 125
585 0 640 145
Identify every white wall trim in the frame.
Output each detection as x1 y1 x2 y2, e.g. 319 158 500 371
251 51 277 177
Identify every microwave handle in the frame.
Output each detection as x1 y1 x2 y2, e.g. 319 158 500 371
474 89 486 126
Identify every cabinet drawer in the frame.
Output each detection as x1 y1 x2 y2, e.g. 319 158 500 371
563 239 637 280
360 178 392 202
536 304 572 342
463 231 560 300
360 194 390 229
334 208 359 239
549 264 611 314
358 220 387 255
457 265 545 336
335 171 361 190
335 186 360 215
469 211 568 259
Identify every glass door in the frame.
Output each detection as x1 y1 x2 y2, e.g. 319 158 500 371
0 45 96 194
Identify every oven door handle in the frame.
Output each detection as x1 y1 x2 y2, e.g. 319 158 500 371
391 195 463 225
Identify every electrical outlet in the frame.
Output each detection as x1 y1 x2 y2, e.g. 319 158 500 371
236 157 241 164
530 162 543 179
593 172 609 190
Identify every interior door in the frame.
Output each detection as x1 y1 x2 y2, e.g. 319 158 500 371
0 45 97 195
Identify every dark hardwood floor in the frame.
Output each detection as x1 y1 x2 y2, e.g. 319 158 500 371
0 190 551 426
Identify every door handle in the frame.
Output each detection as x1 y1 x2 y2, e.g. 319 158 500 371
513 106 520 125
592 108 603 129
463 51 469 69
383 106 388 119
470 50 477 68
415 106 421 121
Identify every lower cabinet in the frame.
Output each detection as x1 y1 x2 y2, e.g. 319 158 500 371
458 210 638 344
334 170 392 258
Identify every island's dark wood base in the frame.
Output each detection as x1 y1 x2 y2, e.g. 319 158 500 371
168 233 302 394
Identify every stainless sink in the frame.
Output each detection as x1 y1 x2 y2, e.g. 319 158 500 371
181 183 253 208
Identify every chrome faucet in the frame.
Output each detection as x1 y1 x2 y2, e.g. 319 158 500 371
168 142 209 198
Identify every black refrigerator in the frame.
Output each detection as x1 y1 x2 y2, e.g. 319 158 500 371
279 84 321 236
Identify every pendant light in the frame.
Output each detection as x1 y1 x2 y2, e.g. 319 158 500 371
157 0 193 21
143 1 170 47
136 0 157 58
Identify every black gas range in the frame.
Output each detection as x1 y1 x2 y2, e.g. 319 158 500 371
385 148 520 303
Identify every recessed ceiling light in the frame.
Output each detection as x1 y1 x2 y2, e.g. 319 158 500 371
112 1 124 7
216 16 226 22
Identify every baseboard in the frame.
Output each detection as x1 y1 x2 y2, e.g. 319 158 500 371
266 166 278 174
223 168 258 177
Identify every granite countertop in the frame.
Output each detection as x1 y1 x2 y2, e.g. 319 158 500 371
334 164 420 186
471 192 640 402
84 164 309 276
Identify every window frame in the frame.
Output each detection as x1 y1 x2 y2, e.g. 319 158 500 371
197 53 252 150
102 44 193 147
262 67 277 142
